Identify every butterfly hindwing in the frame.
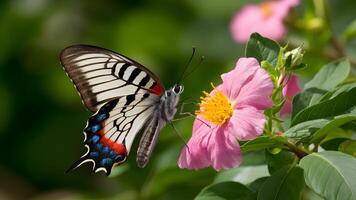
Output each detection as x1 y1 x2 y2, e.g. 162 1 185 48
60 45 164 112
66 91 159 175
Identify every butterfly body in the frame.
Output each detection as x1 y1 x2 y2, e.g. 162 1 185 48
136 85 183 168
60 45 183 175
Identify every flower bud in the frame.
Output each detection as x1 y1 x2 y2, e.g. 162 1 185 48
285 46 305 68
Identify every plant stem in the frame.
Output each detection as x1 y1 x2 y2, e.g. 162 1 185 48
330 33 346 57
312 143 319 152
274 119 285 132
313 0 327 19
286 142 309 159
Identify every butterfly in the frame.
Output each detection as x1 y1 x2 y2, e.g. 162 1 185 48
60 45 184 175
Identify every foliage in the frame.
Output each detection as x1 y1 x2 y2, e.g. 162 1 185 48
194 32 356 200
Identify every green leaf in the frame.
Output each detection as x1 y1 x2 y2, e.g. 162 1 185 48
319 128 352 150
285 119 328 141
245 32 280 67
299 151 356 200
291 88 328 119
285 110 356 143
308 111 356 144
145 167 215 198
241 151 267 166
292 59 351 118
321 127 353 142
195 181 255 200
301 187 325 200
257 166 305 200
240 136 287 153
288 85 356 143
291 87 356 126
321 138 349 151
261 60 279 84
304 59 350 91
320 82 356 102
248 177 269 193
339 140 356 157
214 165 269 185
266 150 296 174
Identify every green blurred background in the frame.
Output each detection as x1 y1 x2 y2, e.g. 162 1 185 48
0 0 355 199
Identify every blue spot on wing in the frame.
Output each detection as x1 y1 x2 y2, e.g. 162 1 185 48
95 143 103 151
109 150 116 158
89 152 99 158
91 124 101 133
100 158 113 167
88 135 100 144
102 146 110 155
72 99 126 176
96 113 108 121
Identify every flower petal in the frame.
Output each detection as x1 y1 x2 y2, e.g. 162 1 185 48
282 74 301 97
220 57 260 100
280 101 292 116
280 74 301 116
220 57 273 110
235 63 274 110
230 0 300 43
207 125 243 171
230 5 266 43
228 107 266 141
178 118 211 169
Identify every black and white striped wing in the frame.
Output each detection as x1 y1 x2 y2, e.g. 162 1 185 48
60 45 165 175
60 45 164 112
66 92 159 175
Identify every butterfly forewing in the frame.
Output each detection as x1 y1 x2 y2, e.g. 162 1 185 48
60 45 164 112
60 45 166 175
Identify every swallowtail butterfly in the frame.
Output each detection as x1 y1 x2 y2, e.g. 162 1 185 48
60 45 184 175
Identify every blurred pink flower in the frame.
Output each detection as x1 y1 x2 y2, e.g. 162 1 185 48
280 74 301 116
178 58 273 171
230 0 300 43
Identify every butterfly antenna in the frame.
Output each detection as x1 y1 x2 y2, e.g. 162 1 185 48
177 47 196 84
180 56 205 82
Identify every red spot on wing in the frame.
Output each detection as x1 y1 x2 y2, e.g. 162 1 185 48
150 84 163 95
100 137 128 155
97 122 127 155
112 143 127 155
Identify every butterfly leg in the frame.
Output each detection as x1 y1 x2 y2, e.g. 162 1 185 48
169 123 190 151
173 101 211 129
172 101 196 122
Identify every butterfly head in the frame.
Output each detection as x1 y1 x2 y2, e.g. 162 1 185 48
172 84 184 94
164 84 184 98
161 84 184 121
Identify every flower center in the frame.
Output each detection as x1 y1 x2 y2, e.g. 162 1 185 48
196 86 233 125
260 2 273 18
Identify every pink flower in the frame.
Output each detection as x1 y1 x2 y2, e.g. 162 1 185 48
178 58 273 171
280 74 301 116
230 0 300 43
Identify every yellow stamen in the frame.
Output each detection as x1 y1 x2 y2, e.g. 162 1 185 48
260 2 273 18
196 84 233 125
